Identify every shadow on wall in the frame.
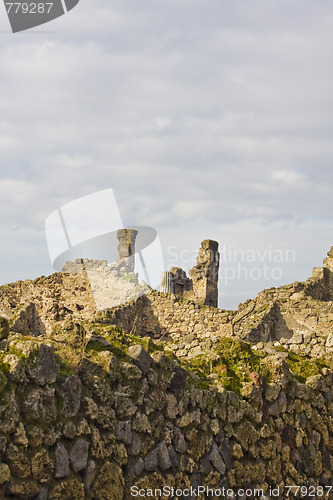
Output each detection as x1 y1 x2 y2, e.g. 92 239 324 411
10 303 46 337
95 291 232 341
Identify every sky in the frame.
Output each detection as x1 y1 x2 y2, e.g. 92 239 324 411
0 0 333 309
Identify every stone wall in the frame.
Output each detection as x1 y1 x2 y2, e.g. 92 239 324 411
97 290 233 344
0 274 97 335
1 246 333 499
0 331 332 499
2 269 333 365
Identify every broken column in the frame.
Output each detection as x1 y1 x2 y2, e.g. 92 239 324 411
116 229 138 271
189 239 219 307
160 272 174 294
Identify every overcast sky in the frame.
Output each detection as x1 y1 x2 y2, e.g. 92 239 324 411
0 0 333 309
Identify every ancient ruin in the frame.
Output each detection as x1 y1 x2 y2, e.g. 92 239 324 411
62 229 220 310
0 241 333 499
63 231 220 309
161 239 220 307
62 229 148 310
61 228 139 275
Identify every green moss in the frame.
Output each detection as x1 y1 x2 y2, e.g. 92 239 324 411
258 362 274 384
182 355 211 386
85 323 163 359
58 359 76 377
273 345 288 353
216 337 263 374
85 339 128 361
6 345 27 363
286 352 324 382
181 337 268 395
127 335 164 354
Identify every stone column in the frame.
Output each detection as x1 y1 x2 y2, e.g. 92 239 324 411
189 239 219 307
160 272 174 293
116 229 138 271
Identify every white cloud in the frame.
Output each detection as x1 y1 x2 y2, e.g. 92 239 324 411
0 0 333 308
271 170 307 183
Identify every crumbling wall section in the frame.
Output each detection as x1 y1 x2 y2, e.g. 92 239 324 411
161 239 220 307
98 290 233 343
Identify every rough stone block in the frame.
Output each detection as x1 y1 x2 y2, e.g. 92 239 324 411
157 441 171 470
60 375 82 418
55 443 69 478
208 442 226 475
0 463 10 484
144 447 158 471
70 439 89 473
115 421 133 445
128 345 152 374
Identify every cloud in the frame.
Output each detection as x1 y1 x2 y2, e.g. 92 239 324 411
271 170 307 183
0 0 333 307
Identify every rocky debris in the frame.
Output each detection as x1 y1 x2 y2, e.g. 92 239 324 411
23 387 56 424
326 332 333 347
13 422 28 447
144 447 159 472
35 487 48 500
48 479 85 500
168 366 187 393
157 441 171 470
133 457 144 476
116 421 133 445
93 462 125 500
0 273 96 333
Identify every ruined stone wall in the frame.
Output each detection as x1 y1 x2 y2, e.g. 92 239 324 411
0 274 231 347
0 274 97 335
62 259 109 274
2 271 333 365
0 333 332 500
161 239 220 308
1 252 333 499
97 290 233 344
